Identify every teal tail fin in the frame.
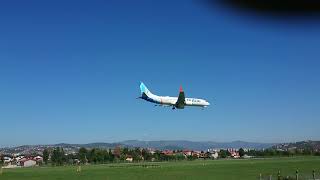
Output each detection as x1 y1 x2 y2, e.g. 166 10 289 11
140 82 149 95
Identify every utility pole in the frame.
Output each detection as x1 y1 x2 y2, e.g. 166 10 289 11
296 169 299 180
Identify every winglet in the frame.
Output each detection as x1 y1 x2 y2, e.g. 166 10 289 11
180 85 183 92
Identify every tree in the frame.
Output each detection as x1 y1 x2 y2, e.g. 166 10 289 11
131 148 142 162
121 147 129 160
43 148 50 164
51 148 58 165
78 147 88 164
95 149 106 163
88 148 97 163
141 149 152 161
187 155 196 161
219 149 228 158
239 148 245 157
113 146 121 159
0 156 3 166
302 148 312 155
153 150 171 161
66 154 76 165
108 149 115 162
51 147 65 166
175 154 185 161
109 149 115 162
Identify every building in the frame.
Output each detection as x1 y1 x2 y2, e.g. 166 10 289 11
209 151 219 159
207 149 219 159
3 157 12 164
199 152 208 159
147 148 156 155
183 150 192 156
162 150 174 156
192 151 201 158
19 159 37 167
125 155 133 162
228 149 240 158
33 156 43 163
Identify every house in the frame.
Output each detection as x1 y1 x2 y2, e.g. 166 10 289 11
231 152 240 158
14 156 24 162
1 156 18 168
199 152 208 159
3 157 12 164
162 150 174 156
125 155 133 162
228 149 240 158
149 150 156 155
183 150 192 156
147 148 156 155
207 149 219 159
33 156 43 162
209 151 219 159
19 159 37 167
192 151 201 158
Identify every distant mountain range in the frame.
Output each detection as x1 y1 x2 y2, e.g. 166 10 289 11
37 140 275 150
2 140 319 155
0 140 274 155
54 142 123 149
120 140 274 150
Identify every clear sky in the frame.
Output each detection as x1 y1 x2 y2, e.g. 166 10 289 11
0 0 319 147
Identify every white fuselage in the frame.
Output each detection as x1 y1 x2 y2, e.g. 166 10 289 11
145 92 210 107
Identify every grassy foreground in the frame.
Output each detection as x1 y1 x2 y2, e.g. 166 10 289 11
1 157 319 180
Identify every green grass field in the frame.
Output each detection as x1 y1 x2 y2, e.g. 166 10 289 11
1 157 320 180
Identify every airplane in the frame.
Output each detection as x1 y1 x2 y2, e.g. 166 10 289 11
138 82 210 110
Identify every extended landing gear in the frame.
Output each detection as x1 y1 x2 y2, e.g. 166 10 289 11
172 106 176 110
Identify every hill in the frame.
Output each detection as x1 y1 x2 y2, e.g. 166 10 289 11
273 140 320 151
120 140 273 150
0 140 273 154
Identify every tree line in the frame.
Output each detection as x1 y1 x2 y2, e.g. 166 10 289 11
42 147 196 166
246 148 320 157
40 146 320 166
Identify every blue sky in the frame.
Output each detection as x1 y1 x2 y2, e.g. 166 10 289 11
0 0 319 147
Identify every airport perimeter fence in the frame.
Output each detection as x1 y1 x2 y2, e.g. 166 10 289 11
259 170 319 180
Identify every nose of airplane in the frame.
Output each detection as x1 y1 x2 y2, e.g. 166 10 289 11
206 101 210 106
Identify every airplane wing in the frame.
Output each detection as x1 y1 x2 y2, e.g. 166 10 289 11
175 86 185 109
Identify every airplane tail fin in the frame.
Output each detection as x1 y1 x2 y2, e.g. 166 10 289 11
140 82 151 97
